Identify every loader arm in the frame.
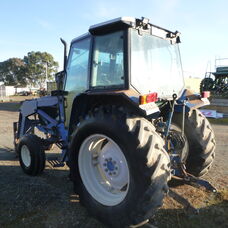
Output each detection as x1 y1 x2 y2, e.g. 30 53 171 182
14 94 69 163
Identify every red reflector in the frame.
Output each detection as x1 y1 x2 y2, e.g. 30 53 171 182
146 92 158 103
140 92 158 105
201 91 210 98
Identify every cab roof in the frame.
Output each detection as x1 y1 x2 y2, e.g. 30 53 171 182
89 16 178 37
71 17 180 44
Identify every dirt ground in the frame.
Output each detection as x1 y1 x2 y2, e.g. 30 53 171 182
0 99 228 228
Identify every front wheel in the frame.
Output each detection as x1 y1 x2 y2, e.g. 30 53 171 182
69 106 170 227
18 134 46 176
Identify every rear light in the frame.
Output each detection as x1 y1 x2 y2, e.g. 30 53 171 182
139 92 158 105
201 91 210 98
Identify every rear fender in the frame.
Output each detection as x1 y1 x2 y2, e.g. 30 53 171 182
68 93 137 134
68 91 160 135
175 89 210 113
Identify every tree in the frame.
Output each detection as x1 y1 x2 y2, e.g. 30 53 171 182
24 51 59 88
0 58 27 86
0 52 59 88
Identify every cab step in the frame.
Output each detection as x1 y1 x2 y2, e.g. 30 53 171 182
47 156 65 167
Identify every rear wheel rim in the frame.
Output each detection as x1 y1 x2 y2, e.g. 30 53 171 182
78 134 130 206
21 145 31 167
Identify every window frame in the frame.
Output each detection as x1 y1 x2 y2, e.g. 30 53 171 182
128 28 184 97
64 34 92 91
89 29 129 91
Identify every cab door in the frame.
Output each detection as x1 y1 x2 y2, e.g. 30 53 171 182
64 36 91 127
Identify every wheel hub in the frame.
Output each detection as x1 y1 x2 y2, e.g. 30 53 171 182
21 145 31 167
103 158 118 175
107 159 115 171
78 134 130 206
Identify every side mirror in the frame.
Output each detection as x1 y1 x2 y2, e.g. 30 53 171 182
55 71 65 90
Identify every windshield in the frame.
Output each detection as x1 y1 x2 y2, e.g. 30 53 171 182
130 29 184 98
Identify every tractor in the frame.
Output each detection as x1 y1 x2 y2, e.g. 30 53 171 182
14 17 216 227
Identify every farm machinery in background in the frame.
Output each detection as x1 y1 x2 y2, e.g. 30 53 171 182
200 58 228 97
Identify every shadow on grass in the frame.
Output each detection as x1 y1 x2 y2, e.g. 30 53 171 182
0 145 106 228
0 102 21 112
0 147 17 160
0 153 227 228
0 164 105 228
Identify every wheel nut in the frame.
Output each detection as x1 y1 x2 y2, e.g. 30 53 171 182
109 172 112 176
115 167 118 170
103 163 107 166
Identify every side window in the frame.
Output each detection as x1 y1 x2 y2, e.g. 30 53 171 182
65 37 90 92
91 31 124 88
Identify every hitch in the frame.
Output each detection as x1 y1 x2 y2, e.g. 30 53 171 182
169 164 217 215
165 94 217 193
172 164 217 193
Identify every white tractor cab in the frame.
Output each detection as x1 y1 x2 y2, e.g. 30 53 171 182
14 17 216 227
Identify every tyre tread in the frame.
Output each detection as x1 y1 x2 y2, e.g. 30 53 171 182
185 109 215 176
18 134 45 176
70 105 171 227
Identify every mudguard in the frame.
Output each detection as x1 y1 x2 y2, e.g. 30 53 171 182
175 89 210 113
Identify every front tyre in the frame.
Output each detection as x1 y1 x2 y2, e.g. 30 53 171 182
18 134 46 176
70 106 170 227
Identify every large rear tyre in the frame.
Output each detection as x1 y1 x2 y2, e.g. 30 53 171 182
69 106 170 228
172 109 216 177
18 134 46 176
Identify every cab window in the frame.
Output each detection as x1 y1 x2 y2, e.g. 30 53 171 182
91 31 124 88
65 37 91 92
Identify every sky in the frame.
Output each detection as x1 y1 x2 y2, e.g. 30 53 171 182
1 0 228 78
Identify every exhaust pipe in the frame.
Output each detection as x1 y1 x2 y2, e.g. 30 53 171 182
60 38 67 71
